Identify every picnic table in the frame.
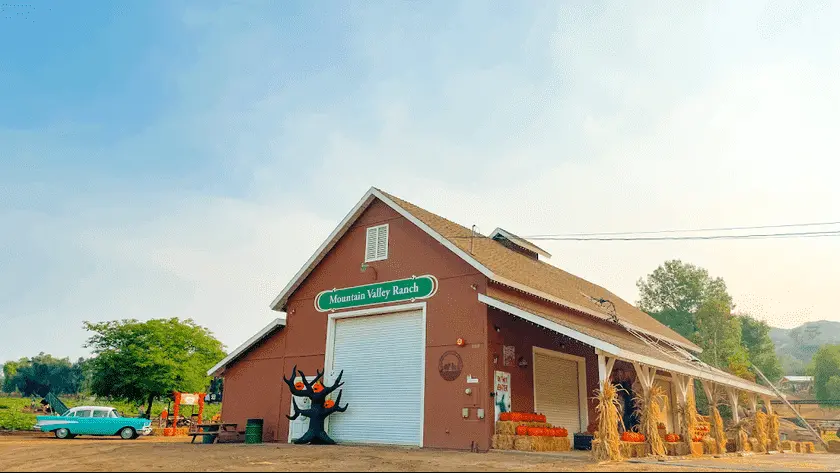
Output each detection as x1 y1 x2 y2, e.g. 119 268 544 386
189 423 238 444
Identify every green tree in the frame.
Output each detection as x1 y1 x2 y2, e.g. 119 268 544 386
811 344 840 402
2 360 24 393
1 354 86 396
636 260 733 339
693 297 745 372
84 318 226 417
825 376 840 400
739 315 784 382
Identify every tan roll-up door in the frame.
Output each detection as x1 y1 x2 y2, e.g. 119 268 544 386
533 351 582 432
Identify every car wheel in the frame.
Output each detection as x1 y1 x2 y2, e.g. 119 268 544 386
55 428 71 439
119 427 137 440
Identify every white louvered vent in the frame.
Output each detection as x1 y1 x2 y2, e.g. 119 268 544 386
365 224 389 262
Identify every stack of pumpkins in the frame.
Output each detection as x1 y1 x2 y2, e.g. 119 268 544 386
491 412 571 452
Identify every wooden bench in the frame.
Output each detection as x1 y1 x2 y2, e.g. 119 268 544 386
189 423 238 444
189 431 220 444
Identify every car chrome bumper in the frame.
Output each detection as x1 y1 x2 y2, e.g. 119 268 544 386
141 426 153 436
33 425 42 431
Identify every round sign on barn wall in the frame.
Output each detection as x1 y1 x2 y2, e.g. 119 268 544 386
438 351 463 381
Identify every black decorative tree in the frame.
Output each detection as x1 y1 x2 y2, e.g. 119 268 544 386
283 365 348 445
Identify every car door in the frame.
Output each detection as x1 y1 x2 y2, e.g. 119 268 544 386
70 409 94 435
92 408 117 435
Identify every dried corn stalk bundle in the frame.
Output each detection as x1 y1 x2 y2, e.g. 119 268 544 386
753 411 768 453
592 380 623 462
768 414 781 451
681 383 699 452
634 384 668 457
710 406 727 454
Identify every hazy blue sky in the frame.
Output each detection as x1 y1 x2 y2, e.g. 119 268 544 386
2 0 839 361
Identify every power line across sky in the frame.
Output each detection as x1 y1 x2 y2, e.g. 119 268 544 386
521 220 840 238
444 220 840 241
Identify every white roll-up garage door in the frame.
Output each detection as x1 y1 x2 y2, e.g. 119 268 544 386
533 350 583 432
327 310 424 446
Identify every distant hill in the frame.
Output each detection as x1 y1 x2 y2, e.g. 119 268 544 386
770 320 840 375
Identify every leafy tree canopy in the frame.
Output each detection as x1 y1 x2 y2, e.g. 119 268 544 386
636 259 732 339
739 315 783 382
84 318 226 416
637 260 782 385
811 344 840 401
1 353 86 397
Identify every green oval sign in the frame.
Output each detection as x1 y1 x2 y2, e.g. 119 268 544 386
314 275 438 312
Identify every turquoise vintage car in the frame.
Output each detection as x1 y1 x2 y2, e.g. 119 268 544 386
35 406 152 440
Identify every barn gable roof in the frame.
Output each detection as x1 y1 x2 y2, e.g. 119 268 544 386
269 187 700 353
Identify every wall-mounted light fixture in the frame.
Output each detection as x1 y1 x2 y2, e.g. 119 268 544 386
456 338 466 347
493 354 499 364
518 357 528 368
494 325 501 333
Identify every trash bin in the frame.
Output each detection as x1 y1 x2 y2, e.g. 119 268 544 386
245 419 264 444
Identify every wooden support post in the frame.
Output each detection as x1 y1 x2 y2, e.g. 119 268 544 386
726 387 741 424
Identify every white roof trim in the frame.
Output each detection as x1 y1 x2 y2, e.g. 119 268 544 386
479 294 775 397
267 186 700 354
207 318 286 377
270 189 379 311
489 227 552 259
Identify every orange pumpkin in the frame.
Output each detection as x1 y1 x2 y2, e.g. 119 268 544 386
515 426 528 436
499 412 511 422
294 382 305 391
324 400 335 409
312 382 324 393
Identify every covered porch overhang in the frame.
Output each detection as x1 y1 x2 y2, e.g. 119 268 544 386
479 293 777 400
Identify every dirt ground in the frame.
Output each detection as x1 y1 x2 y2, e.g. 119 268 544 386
1 434 839 472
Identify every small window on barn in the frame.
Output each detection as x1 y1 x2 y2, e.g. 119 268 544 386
365 224 389 262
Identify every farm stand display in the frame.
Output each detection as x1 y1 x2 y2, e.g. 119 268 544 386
491 412 571 452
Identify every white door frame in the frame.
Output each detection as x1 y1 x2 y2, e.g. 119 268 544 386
324 301 427 447
532 346 589 433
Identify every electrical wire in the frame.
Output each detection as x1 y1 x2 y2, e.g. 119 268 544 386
444 229 840 241
524 230 840 241
522 220 840 238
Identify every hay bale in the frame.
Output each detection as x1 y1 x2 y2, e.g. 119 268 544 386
827 439 840 453
492 434 515 450
780 440 793 452
690 442 704 456
749 437 761 453
552 437 571 452
802 442 815 453
495 421 518 435
665 442 691 456
620 441 648 458
791 441 801 453
514 437 533 452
